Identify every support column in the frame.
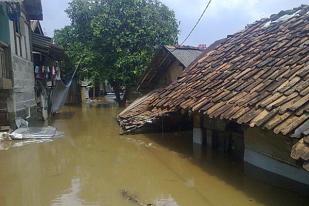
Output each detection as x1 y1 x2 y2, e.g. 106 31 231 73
193 113 203 158
206 129 213 149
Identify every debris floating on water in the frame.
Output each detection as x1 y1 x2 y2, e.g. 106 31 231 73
9 126 63 140
0 126 63 150
121 190 151 206
121 190 179 206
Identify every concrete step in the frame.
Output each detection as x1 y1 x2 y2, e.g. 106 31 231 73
0 111 9 126
0 125 11 132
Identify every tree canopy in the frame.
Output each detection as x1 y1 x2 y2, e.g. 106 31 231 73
54 0 179 104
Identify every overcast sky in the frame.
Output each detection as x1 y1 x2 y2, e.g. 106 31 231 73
41 0 308 46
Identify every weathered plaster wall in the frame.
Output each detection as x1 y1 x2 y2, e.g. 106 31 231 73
11 55 36 113
157 60 184 88
8 14 36 119
166 61 183 83
244 127 294 164
244 149 309 187
244 127 309 188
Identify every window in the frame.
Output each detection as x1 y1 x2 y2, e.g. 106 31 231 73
13 17 29 60
13 19 22 57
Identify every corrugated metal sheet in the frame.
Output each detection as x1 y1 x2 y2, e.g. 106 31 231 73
165 46 203 67
32 32 52 49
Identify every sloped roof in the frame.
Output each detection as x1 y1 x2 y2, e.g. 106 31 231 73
165 46 204 67
118 5 309 169
118 90 164 132
121 5 309 133
147 5 309 137
32 32 64 60
31 21 64 60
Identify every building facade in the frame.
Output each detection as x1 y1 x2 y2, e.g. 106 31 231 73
0 1 42 129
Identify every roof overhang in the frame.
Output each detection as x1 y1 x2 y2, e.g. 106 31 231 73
23 0 43 20
32 32 64 60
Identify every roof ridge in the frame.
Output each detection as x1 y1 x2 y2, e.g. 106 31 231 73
165 45 205 51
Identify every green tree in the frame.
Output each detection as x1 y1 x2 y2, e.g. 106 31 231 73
54 0 179 105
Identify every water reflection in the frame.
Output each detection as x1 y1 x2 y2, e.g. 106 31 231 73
0 105 307 206
52 178 98 206
0 139 53 151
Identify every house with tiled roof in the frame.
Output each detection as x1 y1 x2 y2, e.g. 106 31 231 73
137 45 204 93
119 5 309 191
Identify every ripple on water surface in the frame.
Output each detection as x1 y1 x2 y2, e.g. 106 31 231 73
0 105 308 206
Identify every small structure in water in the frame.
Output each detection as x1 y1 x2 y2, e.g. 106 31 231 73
118 5 309 193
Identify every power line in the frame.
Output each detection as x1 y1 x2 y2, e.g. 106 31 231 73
179 0 213 46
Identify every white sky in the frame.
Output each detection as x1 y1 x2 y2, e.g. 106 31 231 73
41 0 309 46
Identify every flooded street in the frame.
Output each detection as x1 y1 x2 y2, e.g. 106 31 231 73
0 104 308 206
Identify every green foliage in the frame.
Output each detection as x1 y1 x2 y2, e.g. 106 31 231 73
54 0 179 93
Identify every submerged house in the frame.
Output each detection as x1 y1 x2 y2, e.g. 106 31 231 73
0 0 42 129
137 45 204 93
119 5 309 191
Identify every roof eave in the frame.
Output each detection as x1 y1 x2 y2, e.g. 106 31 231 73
23 0 43 20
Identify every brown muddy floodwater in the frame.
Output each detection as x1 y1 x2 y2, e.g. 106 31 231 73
0 104 308 206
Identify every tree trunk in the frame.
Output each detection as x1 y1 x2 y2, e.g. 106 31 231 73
111 81 126 106
103 82 107 95
114 86 122 104
93 86 95 99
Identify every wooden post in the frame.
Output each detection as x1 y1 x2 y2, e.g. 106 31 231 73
93 86 95 99
193 112 203 158
206 129 213 149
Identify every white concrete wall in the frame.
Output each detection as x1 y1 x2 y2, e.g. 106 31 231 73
243 127 309 186
244 149 309 186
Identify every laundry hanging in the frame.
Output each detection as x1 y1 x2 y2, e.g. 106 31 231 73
50 65 79 113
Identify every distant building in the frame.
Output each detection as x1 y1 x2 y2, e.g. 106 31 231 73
0 0 43 129
137 45 204 93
